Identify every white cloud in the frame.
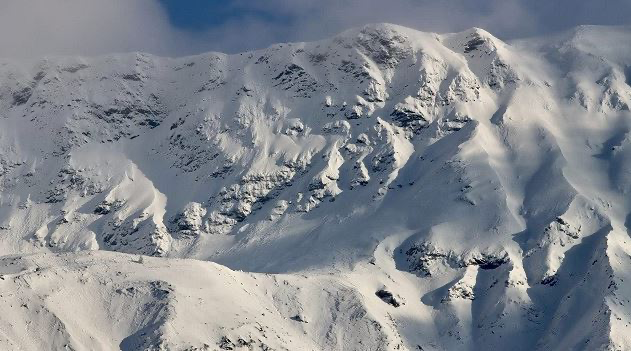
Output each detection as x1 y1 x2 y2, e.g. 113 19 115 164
0 0 628 58
0 0 192 58
185 0 535 53
208 0 630 52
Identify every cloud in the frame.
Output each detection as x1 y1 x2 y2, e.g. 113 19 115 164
192 0 631 52
0 0 194 58
1 0 629 58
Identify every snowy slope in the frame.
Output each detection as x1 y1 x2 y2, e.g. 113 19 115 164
0 251 392 350
1 23 631 350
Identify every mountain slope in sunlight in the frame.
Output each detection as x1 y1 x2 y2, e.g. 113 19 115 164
0 24 630 350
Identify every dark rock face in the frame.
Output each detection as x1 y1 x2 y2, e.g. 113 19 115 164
464 37 486 54
12 87 33 106
390 105 430 130
290 314 308 323
464 252 510 270
404 241 510 276
375 289 401 307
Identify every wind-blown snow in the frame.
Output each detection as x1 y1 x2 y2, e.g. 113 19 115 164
1 23 631 350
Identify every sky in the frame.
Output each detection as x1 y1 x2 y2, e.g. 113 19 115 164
0 0 630 58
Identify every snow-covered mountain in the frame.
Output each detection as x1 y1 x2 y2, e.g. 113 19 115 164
1 23 631 350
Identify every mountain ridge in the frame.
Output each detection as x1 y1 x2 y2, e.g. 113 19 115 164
0 23 630 350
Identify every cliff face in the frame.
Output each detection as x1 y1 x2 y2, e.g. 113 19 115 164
1 24 631 350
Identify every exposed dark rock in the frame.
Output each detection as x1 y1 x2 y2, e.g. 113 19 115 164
464 36 486 53
218 336 235 350
376 289 401 307
390 106 429 130
290 314 308 323
12 87 33 106
541 275 558 286
465 253 510 270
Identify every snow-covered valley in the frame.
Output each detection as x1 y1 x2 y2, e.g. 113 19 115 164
1 23 631 350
